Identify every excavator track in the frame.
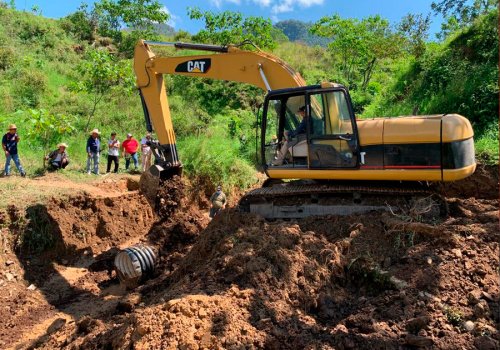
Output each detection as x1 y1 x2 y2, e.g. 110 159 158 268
239 181 447 219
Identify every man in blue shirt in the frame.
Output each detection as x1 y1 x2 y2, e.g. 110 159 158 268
86 128 101 175
2 124 26 177
272 106 308 166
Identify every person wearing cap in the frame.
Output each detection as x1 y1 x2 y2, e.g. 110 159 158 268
121 133 139 171
140 132 153 172
2 124 26 177
107 132 120 173
86 128 101 175
45 143 70 170
272 105 308 166
209 185 226 219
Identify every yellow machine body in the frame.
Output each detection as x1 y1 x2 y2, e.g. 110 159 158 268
133 40 475 184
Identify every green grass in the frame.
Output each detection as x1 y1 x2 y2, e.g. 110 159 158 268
178 120 257 193
475 123 499 164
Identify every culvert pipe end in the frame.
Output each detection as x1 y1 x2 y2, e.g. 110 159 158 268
114 244 157 289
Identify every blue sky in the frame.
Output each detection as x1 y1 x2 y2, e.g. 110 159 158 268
14 0 445 39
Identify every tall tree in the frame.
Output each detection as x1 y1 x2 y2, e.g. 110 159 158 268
431 0 497 23
397 13 431 57
188 8 276 49
70 49 134 131
61 0 168 55
95 0 168 37
60 3 100 42
311 15 400 89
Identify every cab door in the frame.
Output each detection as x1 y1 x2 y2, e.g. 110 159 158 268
307 88 359 169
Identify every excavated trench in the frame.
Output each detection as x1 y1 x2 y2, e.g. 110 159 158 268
0 179 164 349
0 165 498 349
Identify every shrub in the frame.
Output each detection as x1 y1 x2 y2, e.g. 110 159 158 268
60 8 95 42
13 69 47 108
178 125 257 194
364 11 498 136
475 123 499 164
0 46 14 70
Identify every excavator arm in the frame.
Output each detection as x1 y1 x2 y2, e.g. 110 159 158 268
133 39 306 179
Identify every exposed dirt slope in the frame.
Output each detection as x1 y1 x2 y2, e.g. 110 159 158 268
0 173 140 211
0 177 159 349
16 165 498 350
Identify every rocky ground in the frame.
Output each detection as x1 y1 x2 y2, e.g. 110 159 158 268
0 165 498 349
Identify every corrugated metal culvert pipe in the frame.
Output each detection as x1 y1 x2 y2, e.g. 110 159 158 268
114 245 157 289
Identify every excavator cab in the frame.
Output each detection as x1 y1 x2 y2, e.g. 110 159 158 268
262 84 360 170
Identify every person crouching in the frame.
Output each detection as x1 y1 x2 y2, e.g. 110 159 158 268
45 143 70 170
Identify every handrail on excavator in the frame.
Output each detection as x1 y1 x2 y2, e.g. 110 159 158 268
143 40 230 53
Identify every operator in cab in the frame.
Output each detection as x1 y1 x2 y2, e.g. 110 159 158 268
272 105 308 166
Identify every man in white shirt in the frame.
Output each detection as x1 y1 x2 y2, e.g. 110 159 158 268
107 132 120 173
140 132 152 172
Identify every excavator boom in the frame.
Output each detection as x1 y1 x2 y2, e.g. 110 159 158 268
134 40 306 179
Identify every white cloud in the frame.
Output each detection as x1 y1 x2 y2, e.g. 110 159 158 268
161 6 180 28
252 0 272 6
210 0 241 8
272 1 293 14
206 0 323 14
271 0 324 14
210 0 276 8
296 0 324 6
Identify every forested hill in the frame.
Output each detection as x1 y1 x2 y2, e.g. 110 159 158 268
274 19 329 46
0 0 497 188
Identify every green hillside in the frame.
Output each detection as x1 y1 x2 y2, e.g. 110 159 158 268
0 2 497 189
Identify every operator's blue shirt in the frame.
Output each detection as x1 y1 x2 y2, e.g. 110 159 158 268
2 133 18 155
288 117 308 138
86 136 100 153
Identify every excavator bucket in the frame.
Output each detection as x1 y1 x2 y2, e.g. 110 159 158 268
139 164 182 208
149 164 183 180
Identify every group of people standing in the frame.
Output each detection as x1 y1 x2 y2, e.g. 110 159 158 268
4 123 230 219
86 129 153 175
1 123 154 177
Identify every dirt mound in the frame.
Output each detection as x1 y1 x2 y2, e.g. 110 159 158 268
33 190 499 349
438 164 499 199
0 188 161 349
2 166 498 349
39 192 155 259
155 175 185 218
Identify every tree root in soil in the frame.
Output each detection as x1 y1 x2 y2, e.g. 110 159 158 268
382 215 453 240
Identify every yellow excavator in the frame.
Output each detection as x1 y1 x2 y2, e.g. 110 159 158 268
134 40 475 218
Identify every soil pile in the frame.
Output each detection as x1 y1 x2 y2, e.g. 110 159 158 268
438 163 499 199
41 191 155 258
1 166 497 349
32 166 499 350
155 175 185 218
0 186 158 349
